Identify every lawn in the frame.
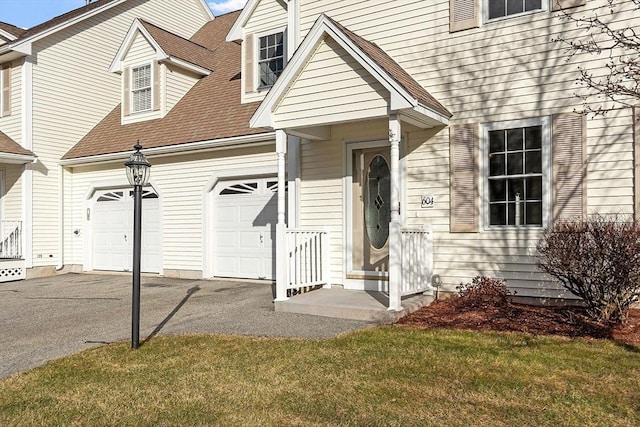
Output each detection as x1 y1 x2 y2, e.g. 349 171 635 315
0 327 638 426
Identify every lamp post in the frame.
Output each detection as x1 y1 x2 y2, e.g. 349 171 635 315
124 142 151 349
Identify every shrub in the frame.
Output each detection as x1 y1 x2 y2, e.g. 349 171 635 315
537 214 640 324
455 276 512 309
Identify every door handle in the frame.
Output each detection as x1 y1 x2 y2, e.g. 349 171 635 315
260 233 264 244
124 234 128 242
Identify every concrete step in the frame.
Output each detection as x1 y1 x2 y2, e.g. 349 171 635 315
275 288 434 323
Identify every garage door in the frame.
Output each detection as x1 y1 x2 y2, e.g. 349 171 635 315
92 189 161 273
213 179 281 280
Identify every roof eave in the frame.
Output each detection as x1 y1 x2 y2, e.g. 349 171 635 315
60 132 276 166
0 152 37 164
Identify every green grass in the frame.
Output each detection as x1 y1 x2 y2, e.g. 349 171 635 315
1 327 638 426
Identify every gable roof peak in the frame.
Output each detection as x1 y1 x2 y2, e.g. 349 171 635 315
109 18 217 74
251 13 451 129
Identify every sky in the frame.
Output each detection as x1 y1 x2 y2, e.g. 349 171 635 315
0 0 248 28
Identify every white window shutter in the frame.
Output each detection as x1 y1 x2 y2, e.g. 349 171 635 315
552 113 587 222
1 64 11 117
152 60 160 111
244 33 255 93
450 124 479 232
450 0 479 33
123 66 131 116
634 106 640 222
551 0 586 12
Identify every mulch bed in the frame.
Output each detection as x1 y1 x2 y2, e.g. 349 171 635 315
398 297 640 345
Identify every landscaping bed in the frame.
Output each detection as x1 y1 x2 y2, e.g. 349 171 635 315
398 295 640 345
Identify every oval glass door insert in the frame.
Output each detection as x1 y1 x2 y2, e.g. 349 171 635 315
365 155 391 249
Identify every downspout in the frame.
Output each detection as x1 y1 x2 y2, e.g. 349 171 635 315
56 165 64 271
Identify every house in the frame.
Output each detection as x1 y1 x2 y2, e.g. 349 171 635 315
41 0 640 313
0 0 214 280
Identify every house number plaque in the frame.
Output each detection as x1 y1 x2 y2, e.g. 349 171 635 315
421 195 435 208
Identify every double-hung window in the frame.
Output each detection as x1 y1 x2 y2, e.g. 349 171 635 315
487 0 544 20
131 64 152 113
258 32 284 88
484 118 550 227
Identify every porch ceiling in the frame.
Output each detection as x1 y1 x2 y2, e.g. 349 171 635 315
251 14 452 134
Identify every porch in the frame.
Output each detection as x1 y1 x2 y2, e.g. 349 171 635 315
276 287 434 323
275 225 436 319
0 220 25 282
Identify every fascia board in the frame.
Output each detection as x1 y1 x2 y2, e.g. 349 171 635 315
413 104 450 126
0 153 37 164
226 0 261 42
322 19 416 110
250 16 331 128
0 29 17 41
10 0 128 51
196 0 216 20
251 14 416 128
59 132 276 166
109 21 168 73
165 56 211 75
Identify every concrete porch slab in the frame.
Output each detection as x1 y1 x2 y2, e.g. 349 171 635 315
275 288 434 323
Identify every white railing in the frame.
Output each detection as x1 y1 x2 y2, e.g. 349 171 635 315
0 220 22 259
286 228 330 290
400 226 433 296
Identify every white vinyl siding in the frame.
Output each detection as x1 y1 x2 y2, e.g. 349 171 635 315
3 164 23 222
274 36 389 129
284 0 637 297
121 31 162 123
165 63 199 113
243 0 288 103
68 145 277 274
30 0 210 268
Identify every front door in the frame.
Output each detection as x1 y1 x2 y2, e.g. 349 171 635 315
351 147 391 276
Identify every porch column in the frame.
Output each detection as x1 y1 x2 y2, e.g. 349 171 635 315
275 130 288 301
388 115 402 311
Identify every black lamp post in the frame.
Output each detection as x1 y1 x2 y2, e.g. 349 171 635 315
124 142 151 349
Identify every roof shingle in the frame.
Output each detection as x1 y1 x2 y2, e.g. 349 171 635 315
327 17 452 119
0 21 26 39
63 12 268 160
139 20 218 71
0 131 35 157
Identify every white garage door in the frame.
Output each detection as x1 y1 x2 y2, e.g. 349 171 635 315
214 179 281 280
92 189 161 273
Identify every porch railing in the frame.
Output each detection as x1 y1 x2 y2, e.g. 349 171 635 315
285 228 330 290
400 226 433 296
0 220 22 259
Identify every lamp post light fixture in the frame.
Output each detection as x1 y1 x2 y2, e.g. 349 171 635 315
124 142 151 349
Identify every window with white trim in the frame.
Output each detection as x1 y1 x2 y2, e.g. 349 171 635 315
131 63 152 113
487 0 544 20
484 118 550 227
258 32 284 88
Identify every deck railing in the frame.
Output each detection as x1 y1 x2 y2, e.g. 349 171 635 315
400 226 433 296
0 220 22 259
285 228 330 291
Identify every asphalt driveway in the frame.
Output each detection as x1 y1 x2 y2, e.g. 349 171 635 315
0 273 372 379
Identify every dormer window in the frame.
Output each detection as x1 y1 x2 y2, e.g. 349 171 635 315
131 63 152 113
258 32 284 88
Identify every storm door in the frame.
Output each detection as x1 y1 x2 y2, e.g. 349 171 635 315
351 147 391 275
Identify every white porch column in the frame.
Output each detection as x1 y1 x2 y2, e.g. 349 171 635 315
275 130 289 301
388 115 402 311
